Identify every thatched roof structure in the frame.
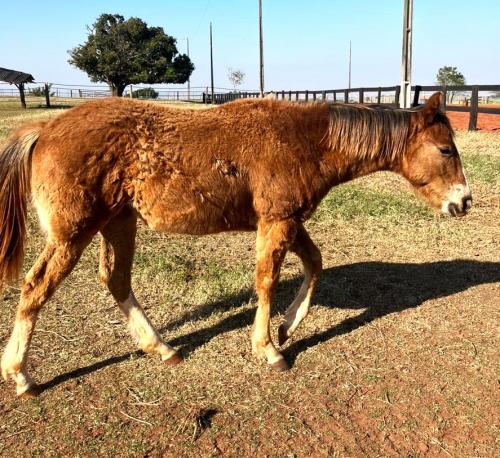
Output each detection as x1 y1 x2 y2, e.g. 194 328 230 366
0 67 35 85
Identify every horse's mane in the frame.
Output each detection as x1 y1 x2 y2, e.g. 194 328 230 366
325 104 416 162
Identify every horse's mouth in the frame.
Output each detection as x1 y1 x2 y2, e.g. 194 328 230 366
446 202 469 217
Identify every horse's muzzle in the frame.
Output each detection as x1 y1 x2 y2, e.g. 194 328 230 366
448 196 472 217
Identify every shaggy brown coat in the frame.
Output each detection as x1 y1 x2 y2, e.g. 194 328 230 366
0 94 471 396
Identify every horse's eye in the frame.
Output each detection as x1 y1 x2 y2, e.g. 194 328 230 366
439 147 453 156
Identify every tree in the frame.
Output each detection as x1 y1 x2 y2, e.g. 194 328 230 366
29 84 54 97
227 68 245 91
68 14 194 96
436 66 466 104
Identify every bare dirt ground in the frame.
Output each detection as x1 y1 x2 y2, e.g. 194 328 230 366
447 111 500 132
0 104 499 457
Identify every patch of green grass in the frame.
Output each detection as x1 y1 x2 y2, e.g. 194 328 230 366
313 184 433 222
134 251 194 282
134 249 253 305
198 260 254 299
461 154 500 185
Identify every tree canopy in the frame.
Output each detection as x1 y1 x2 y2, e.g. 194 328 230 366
436 66 465 86
227 68 245 91
436 66 466 103
68 14 194 96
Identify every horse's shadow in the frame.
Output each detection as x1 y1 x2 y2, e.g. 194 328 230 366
37 259 499 393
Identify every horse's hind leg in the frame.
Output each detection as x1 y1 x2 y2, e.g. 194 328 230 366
278 225 322 346
99 207 181 365
1 238 88 396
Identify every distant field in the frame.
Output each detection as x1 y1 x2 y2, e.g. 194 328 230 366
0 105 499 456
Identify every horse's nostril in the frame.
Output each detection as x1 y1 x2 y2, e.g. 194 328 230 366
448 202 459 216
462 196 472 211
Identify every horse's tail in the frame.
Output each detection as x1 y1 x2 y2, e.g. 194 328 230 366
0 122 46 291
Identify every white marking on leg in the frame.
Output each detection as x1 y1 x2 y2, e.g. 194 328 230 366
251 335 284 365
1 319 36 394
281 270 313 340
119 293 176 360
251 298 284 365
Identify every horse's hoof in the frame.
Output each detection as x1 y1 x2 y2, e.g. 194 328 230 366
277 324 289 346
163 353 183 367
19 383 42 398
270 358 290 372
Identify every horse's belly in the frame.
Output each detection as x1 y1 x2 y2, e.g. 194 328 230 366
133 176 256 234
148 202 255 234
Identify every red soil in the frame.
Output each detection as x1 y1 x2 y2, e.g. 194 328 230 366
447 111 500 132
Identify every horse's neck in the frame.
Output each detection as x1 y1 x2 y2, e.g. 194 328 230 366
320 147 394 189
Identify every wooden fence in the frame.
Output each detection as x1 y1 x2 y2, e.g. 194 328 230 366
2 81 498 131
231 84 500 131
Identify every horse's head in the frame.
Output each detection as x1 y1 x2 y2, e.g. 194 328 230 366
401 92 472 217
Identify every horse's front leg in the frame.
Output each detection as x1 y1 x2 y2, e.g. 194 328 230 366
252 219 297 371
278 225 322 346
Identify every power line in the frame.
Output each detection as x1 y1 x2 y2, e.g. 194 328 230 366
194 0 211 36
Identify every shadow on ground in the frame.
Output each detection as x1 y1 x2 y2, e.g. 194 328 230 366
36 259 499 393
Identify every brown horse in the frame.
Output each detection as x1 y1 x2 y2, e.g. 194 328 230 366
0 92 471 396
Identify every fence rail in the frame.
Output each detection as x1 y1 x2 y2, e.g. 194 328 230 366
1 82 499 131
243 84 500 131
0 82 252 105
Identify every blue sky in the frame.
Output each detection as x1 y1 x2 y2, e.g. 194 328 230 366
1 0 499 90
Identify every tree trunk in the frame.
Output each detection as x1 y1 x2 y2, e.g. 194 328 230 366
16 83 27 108
109 83 126 97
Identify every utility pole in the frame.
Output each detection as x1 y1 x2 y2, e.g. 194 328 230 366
186 38 191 101
400 0 413 108
210 22 214 104
348 40 352 89
259 0 264 97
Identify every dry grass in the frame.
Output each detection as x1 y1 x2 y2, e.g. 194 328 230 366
0 106 499 457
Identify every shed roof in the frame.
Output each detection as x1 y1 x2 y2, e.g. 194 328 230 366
0 67 35 84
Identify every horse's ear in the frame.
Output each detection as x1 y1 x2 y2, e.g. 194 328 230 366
421 92 443 125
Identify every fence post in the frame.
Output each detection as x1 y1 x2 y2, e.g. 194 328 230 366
44 83 51 108
17 83 26 108
333 91 337 102
312 91 316 101
344 89 349 103
468 86 479 131
395 86 401 106
442 86 447 112
412 85 421 107
359 89 364 104
377 87 382 104
322 90 326 101
305 90 309 102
